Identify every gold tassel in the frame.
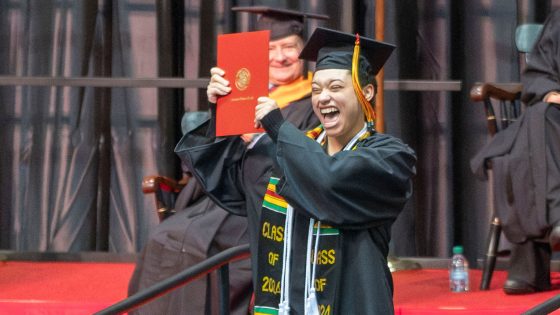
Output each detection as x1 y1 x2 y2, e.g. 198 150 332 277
351 34 375 125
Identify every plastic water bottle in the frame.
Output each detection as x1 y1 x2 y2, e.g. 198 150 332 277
449 245 469 292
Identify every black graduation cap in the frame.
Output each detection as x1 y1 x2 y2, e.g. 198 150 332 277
231 6 329 40
299 27 395 76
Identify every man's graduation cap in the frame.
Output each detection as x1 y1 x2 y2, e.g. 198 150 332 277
231 6 329 40
299 27 396 126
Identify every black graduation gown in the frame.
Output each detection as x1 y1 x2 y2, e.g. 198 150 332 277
176 118 416 314
521 10 560 107
470 9 560 243
470 102 549 242
128 84 317 314
186 95 318 286
128 178 252 315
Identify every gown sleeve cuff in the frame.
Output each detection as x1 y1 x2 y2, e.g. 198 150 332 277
205 102 217 138
261 108 285 142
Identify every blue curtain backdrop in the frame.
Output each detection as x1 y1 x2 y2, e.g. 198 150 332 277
0 0 558 264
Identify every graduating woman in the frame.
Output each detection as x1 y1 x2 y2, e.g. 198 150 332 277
176 27 416 314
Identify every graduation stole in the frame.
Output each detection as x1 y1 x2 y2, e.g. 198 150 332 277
269 72 313 109
253 125 371 315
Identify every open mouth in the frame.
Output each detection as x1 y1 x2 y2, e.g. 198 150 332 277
320 107 340 127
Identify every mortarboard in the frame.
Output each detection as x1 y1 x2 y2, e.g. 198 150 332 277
299 27 396 127
231 6 329 40
299 27 395 76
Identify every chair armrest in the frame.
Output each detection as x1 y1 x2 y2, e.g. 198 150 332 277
142 175 185 194
142 175 187 222
470 83 522 102
470 83 523 137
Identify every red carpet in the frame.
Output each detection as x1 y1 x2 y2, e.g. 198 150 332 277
393 269 560 314
0 260 560 314
0 261 135 315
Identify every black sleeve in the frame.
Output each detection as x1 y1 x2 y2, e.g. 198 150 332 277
260 108 285 142
206 102 217 138
174 105 249 216
273 123 417 229
521 10 560 105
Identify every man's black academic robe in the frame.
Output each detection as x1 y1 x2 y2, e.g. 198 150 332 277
471 9 560 243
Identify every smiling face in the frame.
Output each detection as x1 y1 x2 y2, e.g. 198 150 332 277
311 68 375 152
268 35 304 85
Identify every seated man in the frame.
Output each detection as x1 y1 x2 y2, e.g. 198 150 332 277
471 9 560 294
127 6 326 314
128 112 252 315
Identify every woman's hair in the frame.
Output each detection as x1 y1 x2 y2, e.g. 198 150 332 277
357 55 377 106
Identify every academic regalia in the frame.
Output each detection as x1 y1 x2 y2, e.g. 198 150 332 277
470 9 560 291
177 115 415 315
176 28 416 314
471 9 560 242
186 75 318 277
127 112 253 315
127 74 317 315
521 10 560 107
231 6 328 40
521 9 560 232
471 102 550 242
127 176 253 315
129 6 325 313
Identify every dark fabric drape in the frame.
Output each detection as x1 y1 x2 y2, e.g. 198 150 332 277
384 1 455 257
0 0 107 251
0 1 15 248
2 0 560 263
0 0 172 252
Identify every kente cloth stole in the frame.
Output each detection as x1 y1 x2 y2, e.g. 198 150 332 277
253 126 371 315
269 72 312 109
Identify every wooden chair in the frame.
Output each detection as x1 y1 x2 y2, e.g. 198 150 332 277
142 111 208 222
470 82 523 290
470 21 544 291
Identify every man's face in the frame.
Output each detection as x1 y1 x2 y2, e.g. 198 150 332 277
311 69 370 142
268 34 304 85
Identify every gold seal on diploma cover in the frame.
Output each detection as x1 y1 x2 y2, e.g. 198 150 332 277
235 68 250 91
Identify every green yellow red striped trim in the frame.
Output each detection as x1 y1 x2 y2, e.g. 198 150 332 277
313 227 340 236
254 306 279 315
306 124 371 149
262 177 287 214
305 124 325 141
313 222 340 235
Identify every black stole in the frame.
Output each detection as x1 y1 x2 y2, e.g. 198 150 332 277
253 176 342 315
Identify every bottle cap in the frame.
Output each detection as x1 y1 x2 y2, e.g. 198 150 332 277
452 245 463 254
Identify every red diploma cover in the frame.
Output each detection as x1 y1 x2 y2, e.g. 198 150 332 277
216 30 269 136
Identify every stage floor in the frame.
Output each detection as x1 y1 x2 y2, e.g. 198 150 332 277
0 260 559 314
393 268 560 314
